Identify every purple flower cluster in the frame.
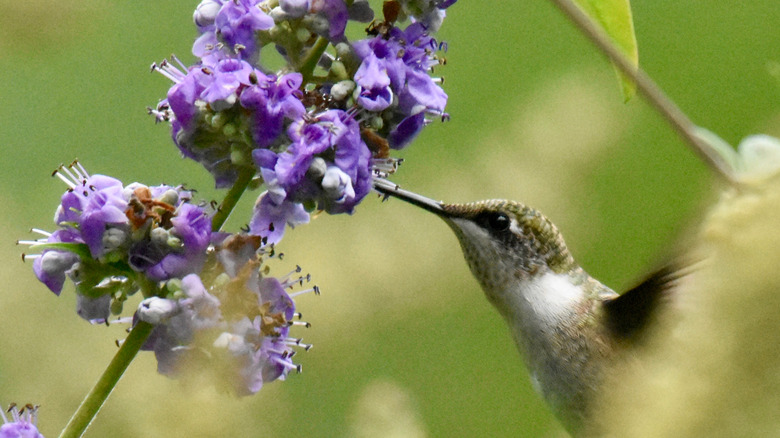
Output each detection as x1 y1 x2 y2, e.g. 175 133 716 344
353 22 448 149
251 109 372 242
24 165 314 393
151 0 454 244
0 404 44 438
137 234 314 395
22 0 458 407
26 164 210 322
153 57 304 188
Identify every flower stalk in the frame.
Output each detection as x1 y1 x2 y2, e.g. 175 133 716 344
299 36 330 84
211 166 256 231
57 321 155 438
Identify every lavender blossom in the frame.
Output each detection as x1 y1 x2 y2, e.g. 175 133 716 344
209 262 312 394
353 22 448 149
193 0 274 63
0 403 44 438
151 0 454 246
395 0 457 32
55 174 126 258
152 58 305 188
137 235 315 395
239 72 306 149
248 193 310 245
309 0 349 41
246 109 372 242
153 58 260 187
31 229 81 295
138 274 224 376
354 55 394 112
23 163 213 321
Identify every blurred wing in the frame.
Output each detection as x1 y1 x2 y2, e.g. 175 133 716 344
602 263 684 342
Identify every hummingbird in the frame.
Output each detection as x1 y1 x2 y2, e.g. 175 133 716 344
373 179 681 435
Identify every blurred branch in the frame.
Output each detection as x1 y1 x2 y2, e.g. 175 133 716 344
548 0 738 184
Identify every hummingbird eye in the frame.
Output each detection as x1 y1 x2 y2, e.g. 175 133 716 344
483 212 511 232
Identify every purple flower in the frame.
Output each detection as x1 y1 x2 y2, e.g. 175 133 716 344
398 67 447 115
239 72 306 148
153 58 307 189
138 242 315 395
25 164 218 322
192 30 223 65
142 203 212 281
217 0 274 57
214 317 298 395
54 174 126 258
396 0 457 32
310 0 349 41
31 229 82 295
247 109 371 241
251 276 296 321
210 266 308 394
352 22 448 149
354 55 393 111
122 186 212 282
139 274 224 376
0 403 44 438
153 58 268 188
387 111 426 148
171 203 212 251
201 58 255 110
249 193 310 245
78 190 128 259
163 62 212 132
192 0 273 62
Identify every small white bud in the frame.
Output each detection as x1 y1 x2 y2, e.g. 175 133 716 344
307 157 328 180
157 189 179 206
150 227 169 245
137 297 179 324
321 166 355 203
40 251 76 274
330 80 355 101
193 0 221 27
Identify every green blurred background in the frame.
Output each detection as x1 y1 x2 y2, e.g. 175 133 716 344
0 1 777 436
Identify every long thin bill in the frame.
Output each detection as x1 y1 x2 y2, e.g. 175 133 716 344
373 178 447 216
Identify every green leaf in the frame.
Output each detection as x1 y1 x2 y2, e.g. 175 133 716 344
29 241 93 259
574 0 639 101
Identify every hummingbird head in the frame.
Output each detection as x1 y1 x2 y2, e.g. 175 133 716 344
374 181 577 297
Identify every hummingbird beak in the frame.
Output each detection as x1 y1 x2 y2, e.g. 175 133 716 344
373 178 449 218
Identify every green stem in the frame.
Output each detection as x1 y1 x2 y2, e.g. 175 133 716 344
548 0 737 184
299 36 330 85
58 321 155 438
211 167 256 232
